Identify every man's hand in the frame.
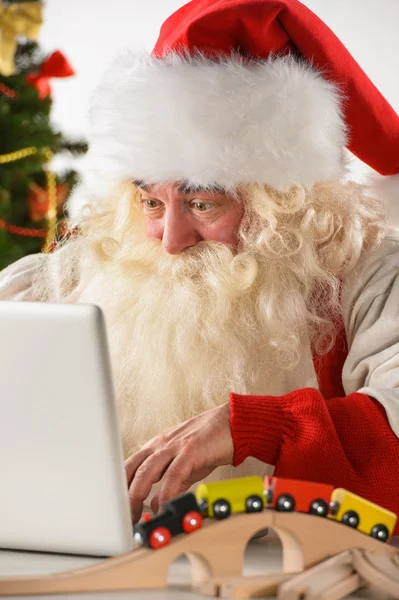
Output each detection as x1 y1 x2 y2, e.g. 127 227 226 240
125 402 234 523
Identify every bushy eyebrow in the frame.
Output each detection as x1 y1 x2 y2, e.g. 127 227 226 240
177 181 226 195
133 180 150 192
133 180 226 195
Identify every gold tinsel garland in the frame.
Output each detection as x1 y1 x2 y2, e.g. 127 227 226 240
0 0 43 76
0 145 57 251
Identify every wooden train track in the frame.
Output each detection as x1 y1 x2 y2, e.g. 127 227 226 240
0 511 397 597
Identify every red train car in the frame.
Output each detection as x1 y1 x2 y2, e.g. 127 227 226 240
264 476 334 517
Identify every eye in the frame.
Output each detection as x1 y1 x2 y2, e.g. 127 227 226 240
191 201 214 212
142 198 162 209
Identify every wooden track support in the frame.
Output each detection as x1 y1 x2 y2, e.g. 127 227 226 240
277 551 364 600
201 549 399 599
199 572 299 599
351 548 399 599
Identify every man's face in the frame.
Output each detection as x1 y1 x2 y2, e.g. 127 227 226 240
136 182 244 254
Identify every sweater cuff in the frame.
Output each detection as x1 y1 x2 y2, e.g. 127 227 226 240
229 391 294 467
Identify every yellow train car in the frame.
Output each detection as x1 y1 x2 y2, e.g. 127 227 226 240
195 476 265 519
329 488 397 543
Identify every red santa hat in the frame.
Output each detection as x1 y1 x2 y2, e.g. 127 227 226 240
76 0 399 211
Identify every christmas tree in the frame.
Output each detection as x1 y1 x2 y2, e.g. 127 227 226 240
0 1 87 270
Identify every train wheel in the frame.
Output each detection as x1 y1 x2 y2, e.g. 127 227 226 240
341 510 359 529
276 494 296 512
246 495 264 513
370 524 389 542
329 501 340 516
182 511 203 533
197 498 208 517
149 526 172 549
309 499 329 517
213 499 231 519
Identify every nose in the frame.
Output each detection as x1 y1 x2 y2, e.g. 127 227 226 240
162 209 200 255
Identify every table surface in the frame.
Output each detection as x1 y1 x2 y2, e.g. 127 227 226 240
0 531 397 599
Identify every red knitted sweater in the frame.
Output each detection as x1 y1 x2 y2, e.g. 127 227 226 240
229 333 399 535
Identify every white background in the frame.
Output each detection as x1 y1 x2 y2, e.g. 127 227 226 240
38 0 399 180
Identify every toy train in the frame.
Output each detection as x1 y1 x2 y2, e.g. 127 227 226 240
133 493 202 549
133 475 397 549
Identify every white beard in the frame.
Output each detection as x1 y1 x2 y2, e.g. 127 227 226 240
40 223 318 491
31 178 375 505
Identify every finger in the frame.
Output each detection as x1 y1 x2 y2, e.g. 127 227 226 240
150 495 160 515
150 474 194 515
129 450 175 523
156 452 197 507
125 447 153 486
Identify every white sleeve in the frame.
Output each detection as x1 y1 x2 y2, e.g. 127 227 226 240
342 233 399 437
0 254 48 301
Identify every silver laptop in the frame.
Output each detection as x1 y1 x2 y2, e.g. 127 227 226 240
0 301 134 556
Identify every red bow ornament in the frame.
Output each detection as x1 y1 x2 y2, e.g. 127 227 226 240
26 50 75 99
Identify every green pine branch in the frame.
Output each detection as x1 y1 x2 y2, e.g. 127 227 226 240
0 39 87 269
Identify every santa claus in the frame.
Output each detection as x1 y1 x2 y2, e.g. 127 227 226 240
1 0 399 531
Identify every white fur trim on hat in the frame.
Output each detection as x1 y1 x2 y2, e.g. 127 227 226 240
80 51 348 200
